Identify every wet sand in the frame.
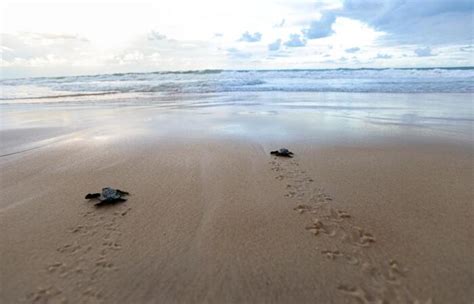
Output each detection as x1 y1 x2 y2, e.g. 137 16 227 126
0 124 472 303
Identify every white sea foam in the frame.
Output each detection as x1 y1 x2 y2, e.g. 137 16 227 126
1 68 473 101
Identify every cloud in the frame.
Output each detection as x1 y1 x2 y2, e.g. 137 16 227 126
273 19 286 28
148 31 167 41
122 51 145 62
268 39 282 51
148 52 161 62
8 32 89 47
284 34 307 47
2 1 473 78
414 47 434 57
459 45 473 52
338 0 474 45
0 32 89 63
239 31 262 42
375 53 392 59
1 54 68 68
303 13 336 39
25 33 89 42
345 47 360 53
227 48 252 59
267 51 290 59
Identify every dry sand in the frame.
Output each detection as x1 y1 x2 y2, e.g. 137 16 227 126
0 130 473 303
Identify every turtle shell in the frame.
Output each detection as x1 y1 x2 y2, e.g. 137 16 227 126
101 187 121 200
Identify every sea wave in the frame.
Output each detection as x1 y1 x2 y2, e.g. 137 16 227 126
0 91 119 101
1 68 473 100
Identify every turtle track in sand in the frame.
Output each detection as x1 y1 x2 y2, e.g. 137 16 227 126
270 156 432 304
25 203 132 304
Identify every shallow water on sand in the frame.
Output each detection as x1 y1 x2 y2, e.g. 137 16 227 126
1 91 472 155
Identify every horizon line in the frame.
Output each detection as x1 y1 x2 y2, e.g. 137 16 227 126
2 65 473 81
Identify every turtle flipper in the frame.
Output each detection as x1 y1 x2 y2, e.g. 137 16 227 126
116 189 129 195
94 197 127 207
94 200 108 207
85 193 101 199
270 150 278 155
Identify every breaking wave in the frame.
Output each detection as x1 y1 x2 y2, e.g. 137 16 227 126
1 68 473 101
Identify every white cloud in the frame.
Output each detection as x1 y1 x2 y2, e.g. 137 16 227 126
414 47 435 57
268 39 282 51
303 13 336 39
336 0 473 45
375 53 392 59
273 19 286 28
227 48 252 59
239 32 262 43
284 34 306 47
0 0 472 78
148 31 167 41
345 47 360 53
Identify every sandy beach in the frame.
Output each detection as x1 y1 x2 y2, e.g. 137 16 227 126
0 99 472 304
1 0 474 299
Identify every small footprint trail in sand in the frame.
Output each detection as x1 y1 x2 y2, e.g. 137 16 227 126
25 203 132 304
270 156 432 304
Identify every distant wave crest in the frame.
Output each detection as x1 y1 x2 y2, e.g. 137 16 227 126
1 68 473 100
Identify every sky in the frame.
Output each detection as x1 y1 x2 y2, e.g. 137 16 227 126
0 0 473 78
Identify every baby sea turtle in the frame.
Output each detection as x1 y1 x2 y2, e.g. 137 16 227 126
85 187 129 206
270 148 294 157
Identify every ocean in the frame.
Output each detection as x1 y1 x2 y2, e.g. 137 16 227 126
1 68 473 101
1 68 473 148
